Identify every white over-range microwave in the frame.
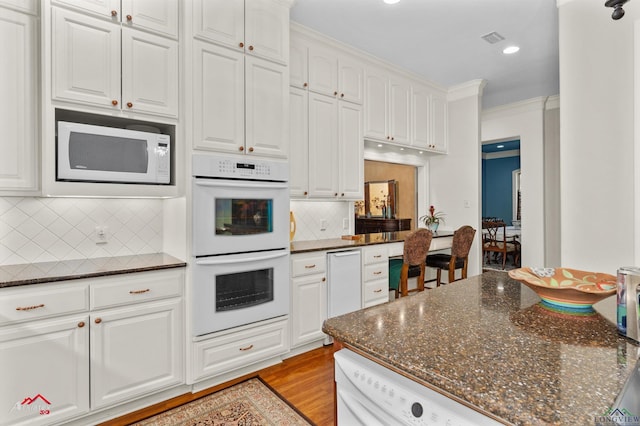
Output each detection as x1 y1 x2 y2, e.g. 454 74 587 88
57 121 171 184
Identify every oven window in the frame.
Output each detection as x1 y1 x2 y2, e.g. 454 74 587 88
216 268 274 311
215 198 273 235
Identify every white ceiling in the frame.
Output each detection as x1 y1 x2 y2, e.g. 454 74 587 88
290 0 560 109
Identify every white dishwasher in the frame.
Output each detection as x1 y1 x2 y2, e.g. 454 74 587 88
334 349 502 425
327 250 362 318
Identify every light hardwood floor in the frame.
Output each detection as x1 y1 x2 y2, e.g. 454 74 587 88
99 344 337 426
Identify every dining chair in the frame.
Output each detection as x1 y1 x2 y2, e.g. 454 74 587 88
426 225 476 286
482 221 519 270
388 229 433 297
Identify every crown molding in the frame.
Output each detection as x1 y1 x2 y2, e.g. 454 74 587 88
447 79 487 102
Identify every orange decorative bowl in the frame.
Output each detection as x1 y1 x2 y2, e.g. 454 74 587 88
508 267 617 314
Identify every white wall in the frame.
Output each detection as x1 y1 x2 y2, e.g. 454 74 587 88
558 0 636 271
481 97 549 268
430 81 485 277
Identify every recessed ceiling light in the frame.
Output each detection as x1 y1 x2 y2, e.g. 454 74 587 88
497 145 505 148
383 0 400 4
503 46 520 55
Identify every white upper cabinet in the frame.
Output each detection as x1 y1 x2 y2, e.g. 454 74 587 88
289 87 309 197
307 41 363 104
338 101 363 199
308 93 339 198
364 66 411 144
431 93 448 152
289 38 308 89
0 6 39 193
52 6 179 118
52 0 121 18
0 0 38 14
121 0 179 39
193 0 289 65
412 84 448 152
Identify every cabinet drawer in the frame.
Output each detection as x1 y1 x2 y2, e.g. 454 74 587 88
386 242 404 258
363 279 388 303
291 253 326 277
363 246 388 265
192 318 289 381
90 269 184 310
364 263 388 282
0 282 89 325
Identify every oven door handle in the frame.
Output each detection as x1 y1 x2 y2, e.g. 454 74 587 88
194 179 289 190
195 251 288 265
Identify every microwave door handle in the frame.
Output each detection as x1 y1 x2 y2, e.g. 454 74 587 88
194 180 288 190
195 251 288 265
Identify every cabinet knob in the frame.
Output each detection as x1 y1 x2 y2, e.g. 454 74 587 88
111 100 118 106
110 10 117 17
239 146 244 152
303 82 308 87
334 193 338 196
340 93 344 98
391 137 395 141
126 102 133 108
95 318 102 324
239 42 244 48
248 45 254 51
333 91 338 96
304 191 308 195
341 193 345 197
126 14 132 21
322 277 326 282
387 136 390 140
248 147 254 153
78 321 85 328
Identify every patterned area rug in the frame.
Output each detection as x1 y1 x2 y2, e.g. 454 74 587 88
132 377 314 426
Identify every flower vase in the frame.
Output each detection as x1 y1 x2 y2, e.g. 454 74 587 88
427 222 439 232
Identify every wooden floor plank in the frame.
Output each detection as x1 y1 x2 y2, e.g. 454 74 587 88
98 344 336 426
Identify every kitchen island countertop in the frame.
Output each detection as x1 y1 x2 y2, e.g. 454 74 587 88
290 229 454 254
0 253 186 288
323 271 640 425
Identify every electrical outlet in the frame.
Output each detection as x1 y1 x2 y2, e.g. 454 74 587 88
343 218 349 229
94 226 109 244
320 219 328 231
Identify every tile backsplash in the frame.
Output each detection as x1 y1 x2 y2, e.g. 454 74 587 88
0 197 163 265
290 200 351 241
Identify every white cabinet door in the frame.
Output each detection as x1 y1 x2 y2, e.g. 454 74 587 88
308 43 337 97
338 101 363 199
289 38 308 89
364 69 388 141
122 28 179 117
245 55 288 158
0 8 38 192
431 93 448 153
0 315 89 426
52 7 121 109
192 0 244 50
291 274 327 347
192 40 245 153
412 84 431 150
308 93 338 198
289 87 309 197
245 0 289 65
90 298 183 409
52 0 120 18
0 0 38 14
338 56 363 104
121 0 179 39
389 76 411 145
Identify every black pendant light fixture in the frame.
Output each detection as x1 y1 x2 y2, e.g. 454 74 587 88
605 0 630 20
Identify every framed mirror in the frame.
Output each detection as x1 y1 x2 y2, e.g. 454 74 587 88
364 180 398 218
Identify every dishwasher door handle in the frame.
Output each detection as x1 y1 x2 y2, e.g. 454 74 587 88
337 389 388 425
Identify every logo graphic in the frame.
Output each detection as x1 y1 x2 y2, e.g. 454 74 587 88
595 408 640 426
9 394 51 416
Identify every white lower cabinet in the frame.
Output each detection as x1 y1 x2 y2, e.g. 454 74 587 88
0 268 185 426
192 318 289 382
290 252 327 348
362 246 389 307
0 314 90 426
90 298 183 409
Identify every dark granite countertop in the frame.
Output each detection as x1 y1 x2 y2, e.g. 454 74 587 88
290 230 454 254
322 271 640 425
0 253 187 288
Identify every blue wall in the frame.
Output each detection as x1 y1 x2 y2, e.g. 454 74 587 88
482 156 520 224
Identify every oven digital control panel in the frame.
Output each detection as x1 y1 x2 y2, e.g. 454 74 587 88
192 153 289 182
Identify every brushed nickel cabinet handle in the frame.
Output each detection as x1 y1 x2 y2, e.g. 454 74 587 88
239 344 254 351
129 288 150 294
16 304 45 311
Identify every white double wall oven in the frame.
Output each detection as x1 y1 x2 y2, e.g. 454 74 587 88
191 154 290 336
